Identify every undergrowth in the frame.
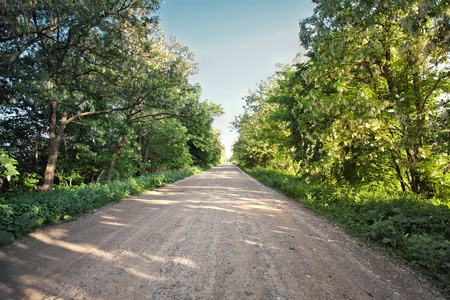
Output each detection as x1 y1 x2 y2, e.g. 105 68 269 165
0 167 205 245
239 165 450 294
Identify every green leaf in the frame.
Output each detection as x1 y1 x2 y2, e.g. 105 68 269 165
14 213 39 229
64 215 74 221
0 230 14 245
15 213 31 226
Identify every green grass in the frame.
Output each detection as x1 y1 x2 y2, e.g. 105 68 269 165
0 166 205 245
239 165 450 294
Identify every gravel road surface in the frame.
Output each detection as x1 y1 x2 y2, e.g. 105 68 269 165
0 163 445 299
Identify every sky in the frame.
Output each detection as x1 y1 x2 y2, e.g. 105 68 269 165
159 0 316 158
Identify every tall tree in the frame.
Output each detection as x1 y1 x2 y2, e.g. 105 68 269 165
299 0 450 194
0 1 198 190
139 120 193 173
232 79 293 169
180 99 224 166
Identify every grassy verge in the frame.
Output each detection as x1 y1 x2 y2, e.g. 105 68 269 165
239 165 450 293
0 166 205 245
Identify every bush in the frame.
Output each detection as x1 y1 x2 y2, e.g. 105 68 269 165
0 167 204 246
239 165 450 293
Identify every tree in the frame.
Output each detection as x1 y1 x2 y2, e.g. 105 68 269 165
181 99 225 166
299 0 450 194
99 35 197 180
268 62 329 179
232 79 293 169
140 120 193 172
35 1 162 191
1 1 203 190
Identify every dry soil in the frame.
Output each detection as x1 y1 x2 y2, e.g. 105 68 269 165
0 163 446 299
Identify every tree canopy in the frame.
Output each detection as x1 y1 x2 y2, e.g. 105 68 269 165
0 0 225 192
232 0 450 197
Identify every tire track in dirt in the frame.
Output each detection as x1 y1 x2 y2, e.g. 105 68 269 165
0 163 445 299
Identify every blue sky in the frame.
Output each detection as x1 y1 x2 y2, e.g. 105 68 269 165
159 0 316 158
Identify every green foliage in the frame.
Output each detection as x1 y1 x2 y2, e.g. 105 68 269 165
232 80 295 170
240 165 450 292
297 0 450 195
0 230 14 245
0 166 204 245
0 0 227 192
0 150 19 177
142 120 193 172
0 149 20 192
234 0 450 196
181 100 225 167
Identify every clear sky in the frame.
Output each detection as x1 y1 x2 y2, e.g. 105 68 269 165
159 0 316 158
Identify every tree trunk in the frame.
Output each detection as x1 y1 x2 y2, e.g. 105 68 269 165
140 135 152 175
41 104 68 191
392 158 406 193
2 35 43 66
106 135 124 181
406 149 433 195
35 138 39 174
96 169 105 183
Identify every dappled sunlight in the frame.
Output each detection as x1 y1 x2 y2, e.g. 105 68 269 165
309 236 343 244
128 197 181 205
0 283 11 297
37 254 59 261
242 204 282 212
21 282 55 299
1 164 440 299
0 265 73 299
126 268 156 281
243 239 264 247
143 253 165 263
240 237 286 253
2 231 201 298
0 253 25 265
186 200 202 204
32 233 115 261
143 253 198 268
186 205 240 214
101 215 117 220
99 221 130 227
172 257 197 268
42 230 69 240
272 229 291 235
0 164 317 299
278 226 296 232
141 199 180 205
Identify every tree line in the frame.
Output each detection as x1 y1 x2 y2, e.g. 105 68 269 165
232 0 450 198
0 0 225 193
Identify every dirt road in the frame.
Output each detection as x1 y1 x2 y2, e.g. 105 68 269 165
0 163 445 299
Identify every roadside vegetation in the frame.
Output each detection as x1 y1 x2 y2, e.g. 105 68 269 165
232 0 450 293
0 166 207 245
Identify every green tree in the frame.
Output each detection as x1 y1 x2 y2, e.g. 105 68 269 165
1 1 208 190
2 0 163 191
268 62 328 178
299 0 450 194
181 99 224 167
142 120 193 172
232 79 293 169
